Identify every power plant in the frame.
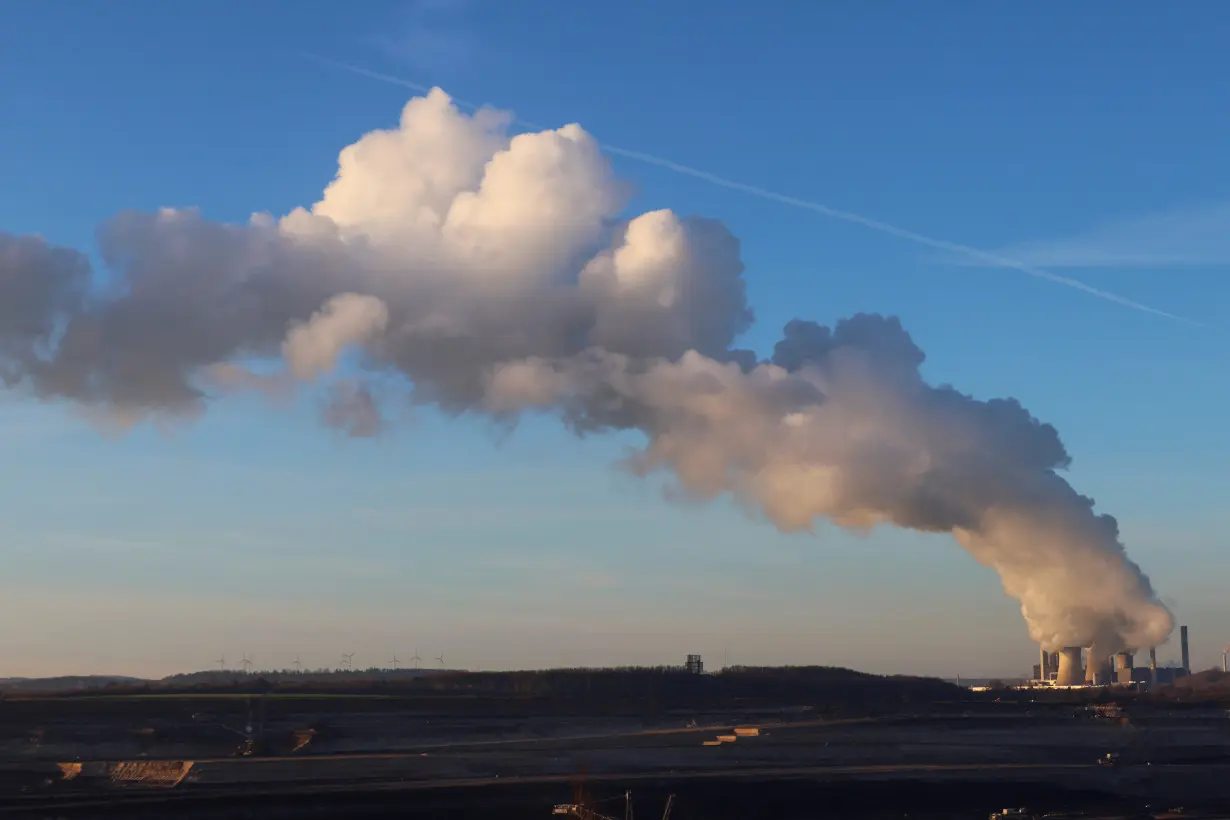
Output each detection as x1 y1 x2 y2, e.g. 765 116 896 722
1030 625 1194 689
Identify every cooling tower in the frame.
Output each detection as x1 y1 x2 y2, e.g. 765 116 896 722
1055 647 1084 686
1114 652 1134 684
1087 653 1112 685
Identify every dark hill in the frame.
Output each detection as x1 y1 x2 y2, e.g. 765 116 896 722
4 665 968 718
0 675 143 692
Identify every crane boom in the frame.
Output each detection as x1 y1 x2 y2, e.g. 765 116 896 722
551 791 675 820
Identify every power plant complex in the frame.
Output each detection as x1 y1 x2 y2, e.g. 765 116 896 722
1031 624 1193 688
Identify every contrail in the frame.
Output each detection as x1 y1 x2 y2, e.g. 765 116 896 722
303 54 1198 326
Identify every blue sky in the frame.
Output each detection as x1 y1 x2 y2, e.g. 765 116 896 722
1 0 1227 678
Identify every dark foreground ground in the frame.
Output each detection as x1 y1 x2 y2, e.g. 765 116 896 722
4 766 1230 820
2 672 1229 818
2 711 1230 818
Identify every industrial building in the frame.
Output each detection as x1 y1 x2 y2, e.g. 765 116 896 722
1027 624 1192 688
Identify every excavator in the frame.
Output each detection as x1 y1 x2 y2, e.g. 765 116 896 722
553 790 675 820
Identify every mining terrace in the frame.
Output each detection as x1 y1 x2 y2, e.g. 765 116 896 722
1 667 1229 818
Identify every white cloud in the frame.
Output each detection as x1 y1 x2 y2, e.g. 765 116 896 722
283 293 390 381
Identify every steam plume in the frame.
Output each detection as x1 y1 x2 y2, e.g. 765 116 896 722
283 294 389 381
0 89 1172 653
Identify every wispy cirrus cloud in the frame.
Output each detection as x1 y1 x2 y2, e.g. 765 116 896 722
375 0 475 76
947 202 1230 269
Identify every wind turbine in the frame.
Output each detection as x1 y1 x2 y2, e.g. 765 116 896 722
293 655 302 673
216 656 226 672
435 653 445 669
411 649 422 669
342 652 355 671
389 655 400 671
241 654 253 675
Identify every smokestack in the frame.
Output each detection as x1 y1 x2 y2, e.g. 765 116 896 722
1040 646 1051 680
1150 647 1157 670
1056 647 1084 686
1181 625 1190 671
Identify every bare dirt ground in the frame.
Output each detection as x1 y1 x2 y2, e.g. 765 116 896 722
2 698 1230 817
4 765 1230 820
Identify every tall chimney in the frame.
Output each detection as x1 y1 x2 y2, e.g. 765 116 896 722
1040 646 1050 680
1056 646 1084 686
1150 647 1158 684
1181 625 1190 671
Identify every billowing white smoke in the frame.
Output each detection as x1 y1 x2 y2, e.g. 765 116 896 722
0 89 1172 653
283 294 389 381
